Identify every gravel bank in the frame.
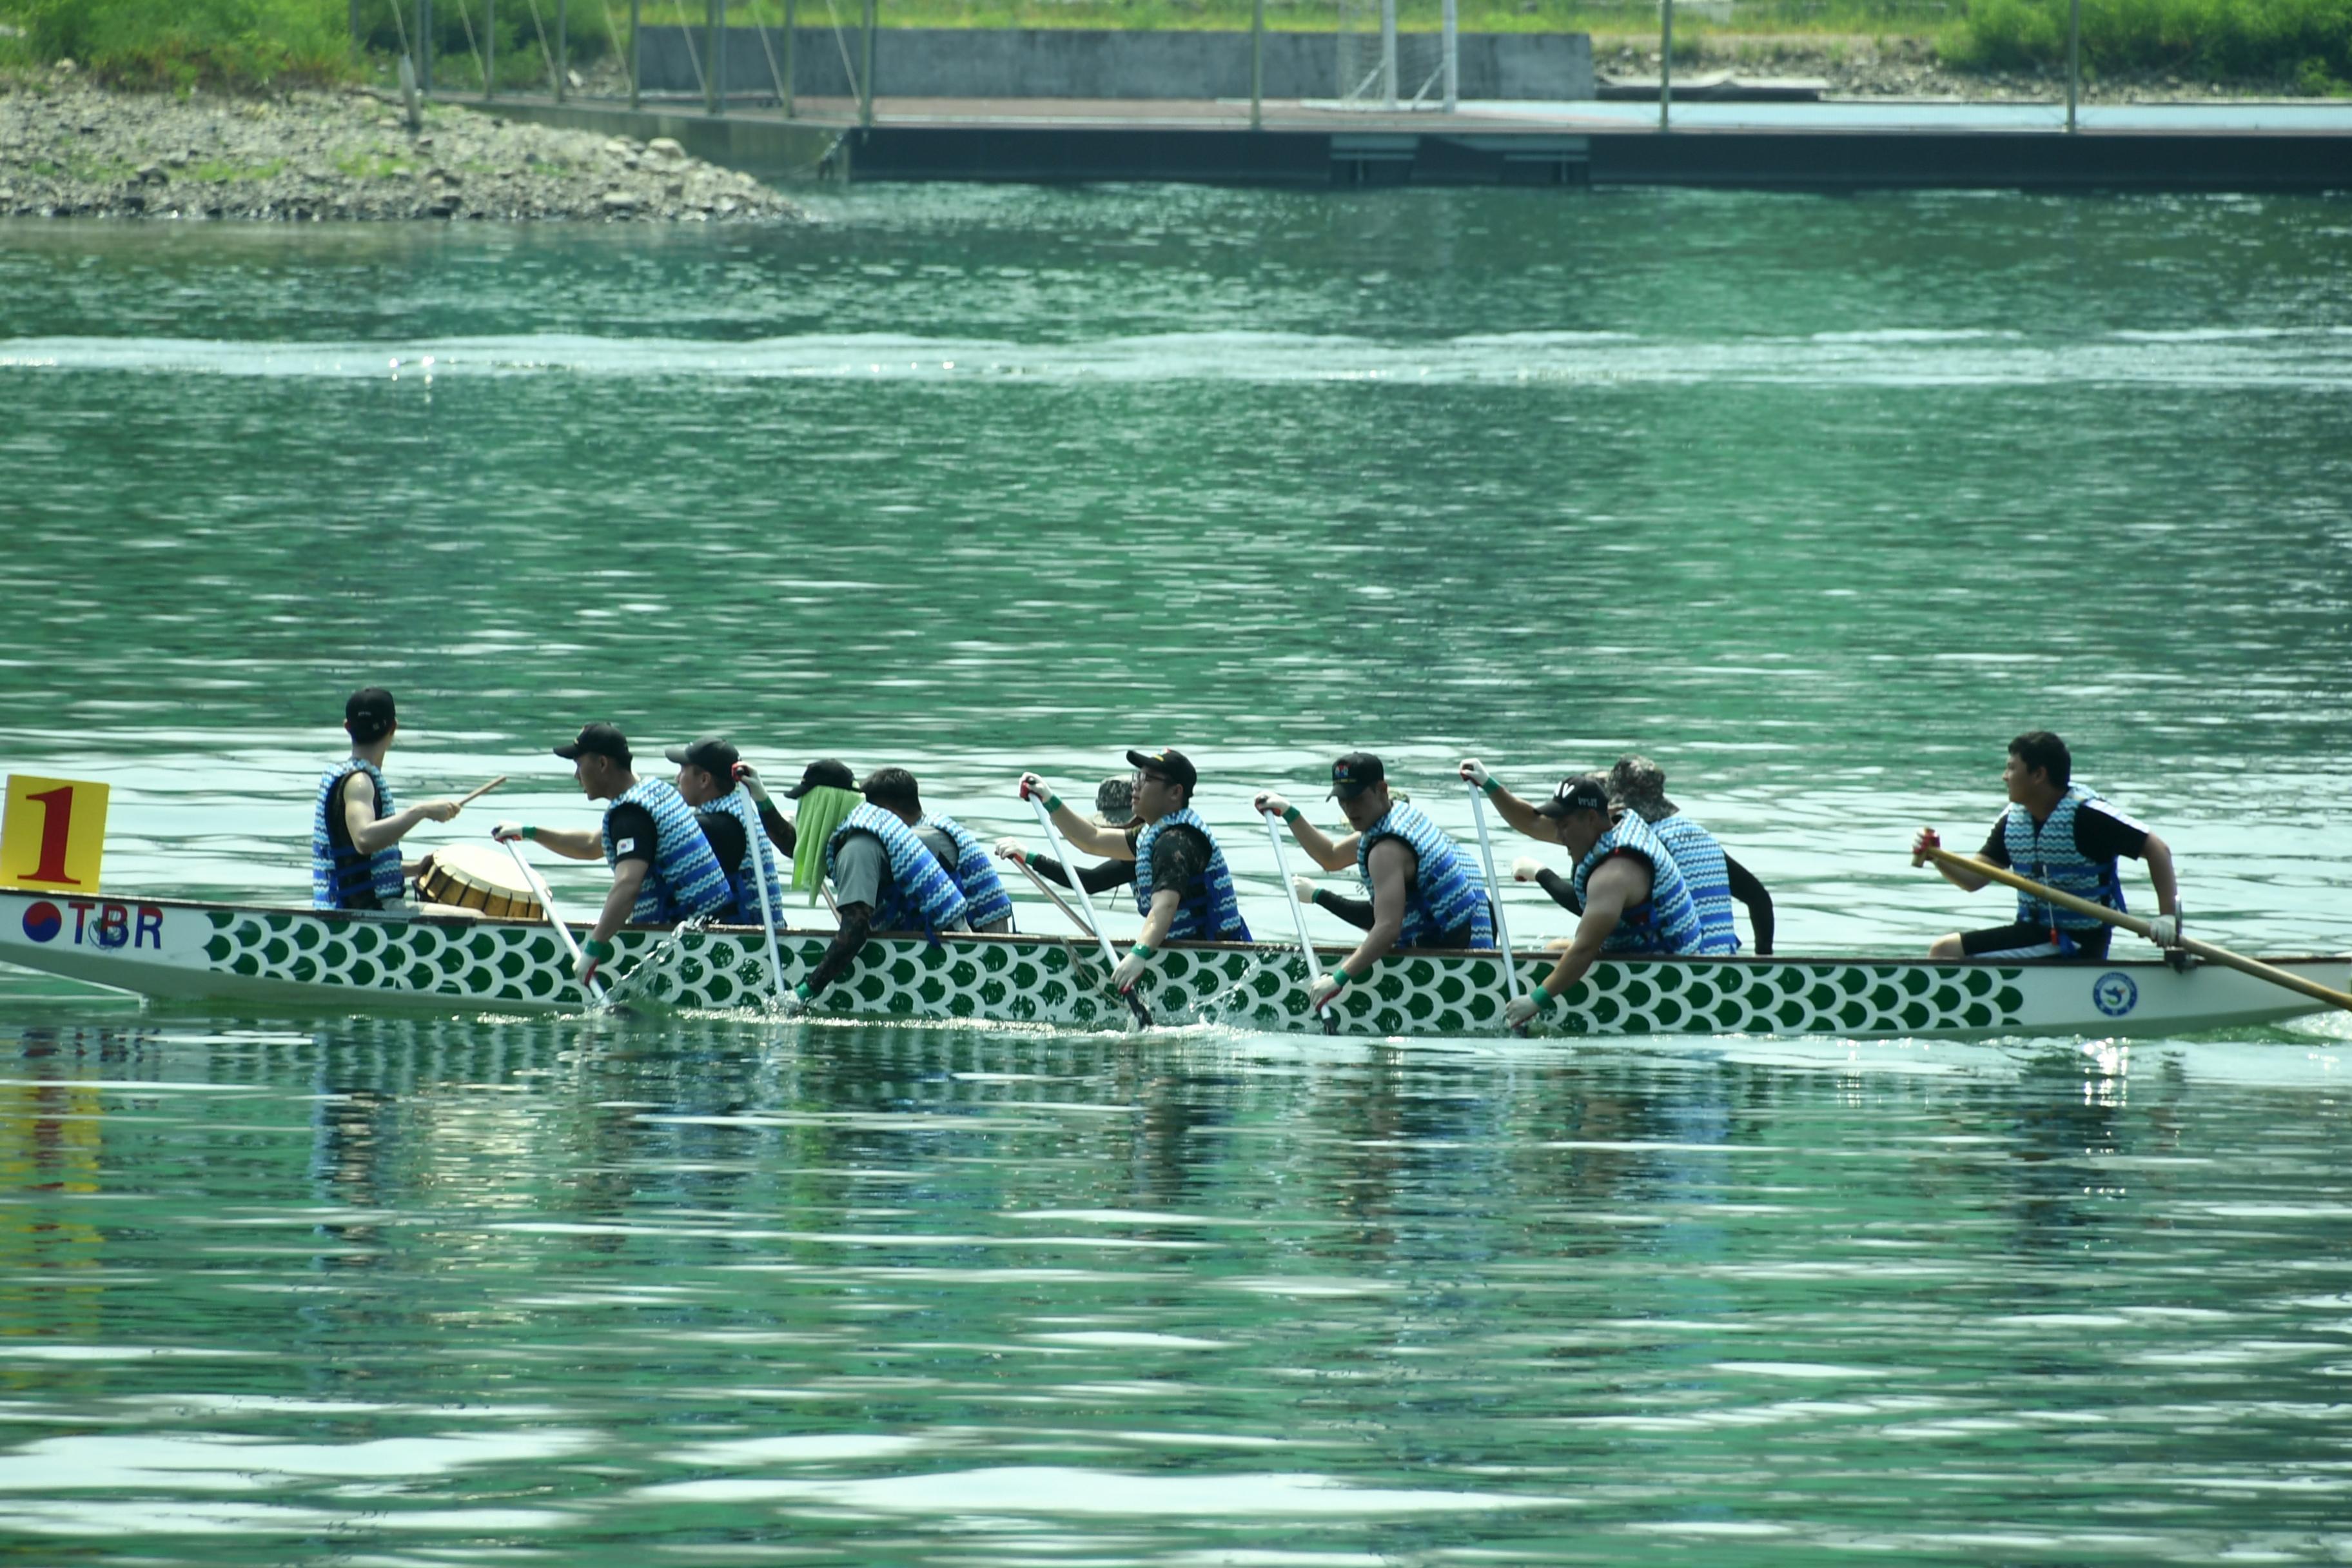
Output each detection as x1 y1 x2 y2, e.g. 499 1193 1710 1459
0 79 803 222
1592 35 2316 101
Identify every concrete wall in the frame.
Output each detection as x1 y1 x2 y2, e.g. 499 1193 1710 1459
634 26 1594 102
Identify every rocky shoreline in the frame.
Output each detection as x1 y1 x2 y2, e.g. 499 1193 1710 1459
1591 34 2315 103
0 80 802 222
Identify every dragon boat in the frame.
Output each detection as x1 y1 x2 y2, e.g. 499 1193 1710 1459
3 888 2344 1039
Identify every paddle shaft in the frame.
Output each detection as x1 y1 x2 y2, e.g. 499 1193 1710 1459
455 775 507 810
1262 808 1338 1035
736 792 789 1009
1005 853 1115 983
1008 851 1095 939
1029 793 1151 1028
1923 845 2352 1014
1465 781 1529 1034
500 839 610 1006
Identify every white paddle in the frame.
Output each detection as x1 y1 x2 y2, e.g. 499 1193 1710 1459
1262 807 1339 1035
732 785 789 1011
501 839 611 1008
1465 780 1529 1035
1028 791 1150 1028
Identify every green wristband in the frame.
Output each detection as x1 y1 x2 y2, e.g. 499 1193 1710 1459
1130 943 1154 959
1480 776 1502 798
520 824 538 841
1327 968 1353 990
1282 805 1303 825
583 937 614 961
794 981 812 1001
1043 794 1064 813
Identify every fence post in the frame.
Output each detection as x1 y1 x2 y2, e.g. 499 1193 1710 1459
1441 0 1456 110
555 0 567 100
485 0 496 95
705 0 720 114
2066 0 2081 132
1250 0 1263 129
784 0 798 117
418 0 433 92
861 0 876 128
1659 0 1671 130
714 0 728 113
629 0 641 108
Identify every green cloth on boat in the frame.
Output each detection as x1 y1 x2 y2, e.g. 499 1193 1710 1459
791 785 861 904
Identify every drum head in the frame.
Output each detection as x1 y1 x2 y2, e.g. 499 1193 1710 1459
418 841 545 922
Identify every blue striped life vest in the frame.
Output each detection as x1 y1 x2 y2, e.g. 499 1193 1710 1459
602 778 731 926
2003 783 2128 934
827 802 967 939
311 759 404 910
1571 812 1705 956
1133 806 1251 943
923 812 1015 932
1652 814 1740 956
705 787 787 930
1355 801 1493 950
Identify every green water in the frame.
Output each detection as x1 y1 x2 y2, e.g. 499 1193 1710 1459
3 185 2351 1560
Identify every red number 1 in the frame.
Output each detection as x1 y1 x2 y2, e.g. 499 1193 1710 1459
23 785 79 885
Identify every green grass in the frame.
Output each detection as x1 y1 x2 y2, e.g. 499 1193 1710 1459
1 0 2343 90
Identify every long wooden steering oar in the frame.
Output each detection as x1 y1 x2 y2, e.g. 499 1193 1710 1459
1918 845 2352 1013
1026 792 1151 1029
1262 807 1339 1035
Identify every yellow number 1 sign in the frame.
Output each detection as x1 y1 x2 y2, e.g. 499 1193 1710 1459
1 776 110 893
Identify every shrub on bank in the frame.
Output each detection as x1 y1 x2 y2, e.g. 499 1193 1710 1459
1950 0 2352 88
12 0 351 88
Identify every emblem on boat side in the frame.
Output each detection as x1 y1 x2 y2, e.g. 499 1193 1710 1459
21 901 61 943
2092 972 2139 1017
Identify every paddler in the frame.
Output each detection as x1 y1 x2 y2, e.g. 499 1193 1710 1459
1499 755 1772 957
1494 775 1707 1030
1260 752 1494 1012
666 734 793 928
312 687 462 910
787 766 978 1014
1910 730 2180 960
1018 747 1251 994
491 722 731 987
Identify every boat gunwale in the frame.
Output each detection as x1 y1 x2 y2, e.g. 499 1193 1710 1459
20 892 2347 972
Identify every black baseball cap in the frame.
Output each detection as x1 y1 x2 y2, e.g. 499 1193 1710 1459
345 687 397 740
554 722 631 765
783 758 858 799
1534 774 1613 819
1327 752 1385 799
664 734 740 778
1126 747 1198 792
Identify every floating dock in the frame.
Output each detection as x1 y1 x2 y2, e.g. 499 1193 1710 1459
469 95 2352 191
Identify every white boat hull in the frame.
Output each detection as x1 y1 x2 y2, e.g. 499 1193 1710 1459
1 891 2342 1041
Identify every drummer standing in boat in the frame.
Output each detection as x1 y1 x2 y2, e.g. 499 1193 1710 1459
666 734 793 928
312 687 462 910
493 722 730 986
1912 730 2180 960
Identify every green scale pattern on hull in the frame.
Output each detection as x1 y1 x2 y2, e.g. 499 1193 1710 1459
197 910 2028 1036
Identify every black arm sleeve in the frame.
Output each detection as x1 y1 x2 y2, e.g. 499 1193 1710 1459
1723 853 1774 957
758 799 796 858
805 903 872 996
1030 855 1138 896
1309 888 1377 931
1534 868 1583 914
